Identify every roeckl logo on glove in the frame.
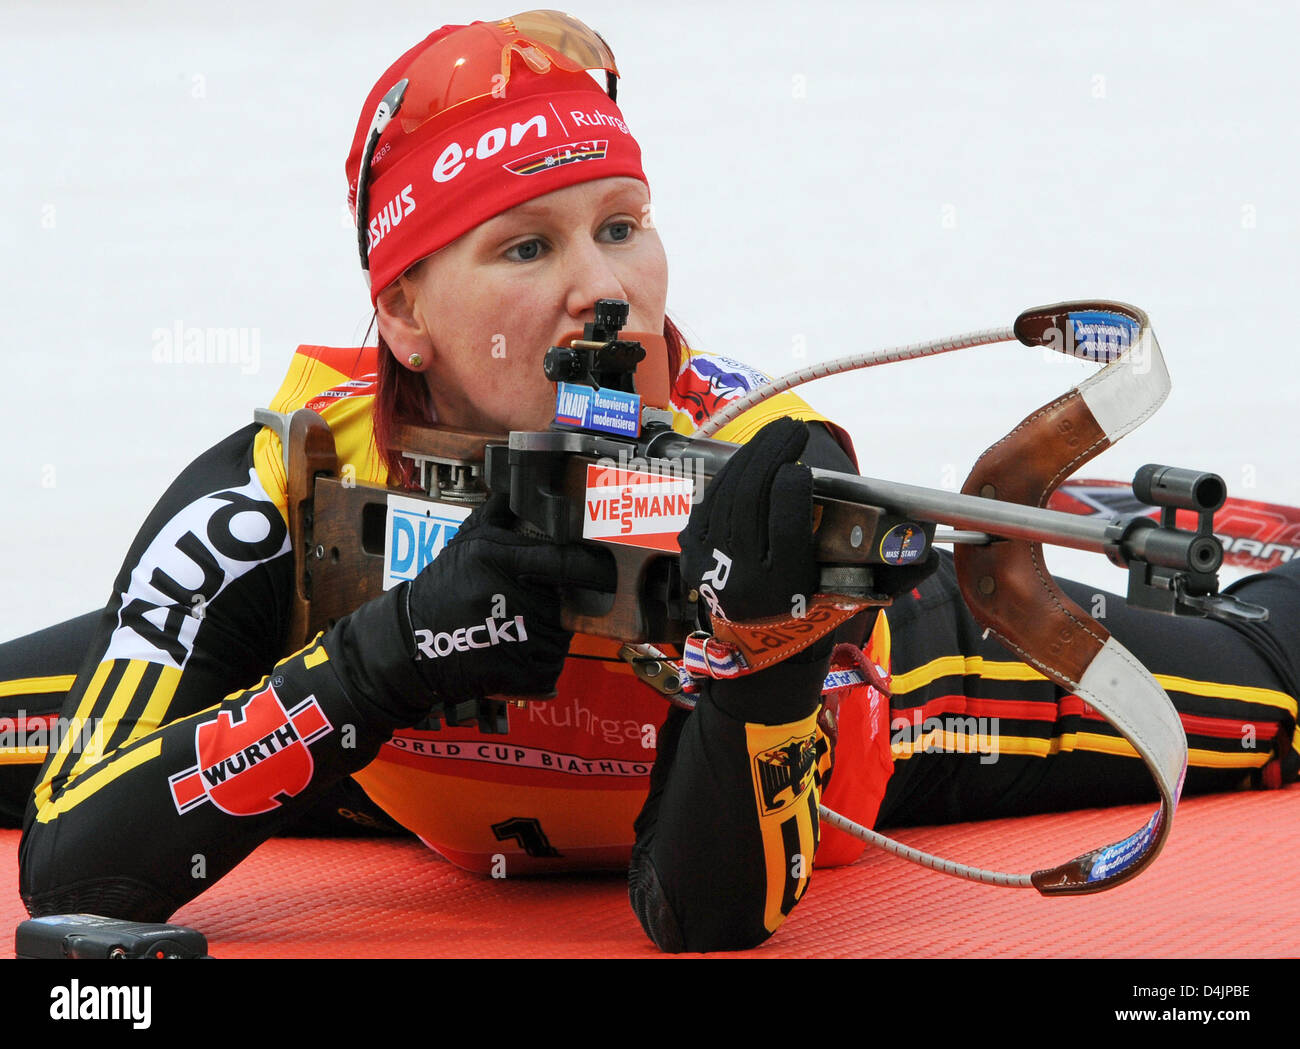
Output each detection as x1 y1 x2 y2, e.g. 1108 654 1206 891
414 615 529 659
696 548 732 619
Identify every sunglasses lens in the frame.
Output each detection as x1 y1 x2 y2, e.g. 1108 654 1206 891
506 10 619 75
398 10 618 134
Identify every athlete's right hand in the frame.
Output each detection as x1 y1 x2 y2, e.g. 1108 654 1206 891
403 492 616 702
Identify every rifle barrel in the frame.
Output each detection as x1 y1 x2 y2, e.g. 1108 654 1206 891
555 428 1211 573
808 469 1207 571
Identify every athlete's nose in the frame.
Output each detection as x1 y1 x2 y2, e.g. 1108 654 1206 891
564 238 627 323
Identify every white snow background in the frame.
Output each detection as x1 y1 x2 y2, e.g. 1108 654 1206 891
2 0 1297 642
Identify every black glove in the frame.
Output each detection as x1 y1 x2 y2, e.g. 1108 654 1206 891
404 492 615 703
678 417 830 724
679 416 819 626
323 492 614 734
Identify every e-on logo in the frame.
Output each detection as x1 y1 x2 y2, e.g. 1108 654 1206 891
382 494 473 590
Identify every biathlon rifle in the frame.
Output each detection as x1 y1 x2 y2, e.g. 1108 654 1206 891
257 296 1266 897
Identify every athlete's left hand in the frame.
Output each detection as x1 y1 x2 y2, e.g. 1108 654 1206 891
678 416 819 626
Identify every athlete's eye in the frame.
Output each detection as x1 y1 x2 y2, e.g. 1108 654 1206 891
505 239 545 262
602 222 632 243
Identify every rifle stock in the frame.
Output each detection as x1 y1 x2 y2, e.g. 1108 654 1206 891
275 415 908 655
269 411 1245 660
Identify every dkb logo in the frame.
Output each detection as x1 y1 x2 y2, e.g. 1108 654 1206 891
382 494 472 590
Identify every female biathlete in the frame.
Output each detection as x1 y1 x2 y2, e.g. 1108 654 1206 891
4 12 1298 953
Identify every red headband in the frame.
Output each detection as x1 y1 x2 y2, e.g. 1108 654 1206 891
346 28 648 302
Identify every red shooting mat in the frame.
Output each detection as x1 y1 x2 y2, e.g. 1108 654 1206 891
3 787 1296 958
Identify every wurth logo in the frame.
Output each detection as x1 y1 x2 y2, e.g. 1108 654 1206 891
199 724 298 785
168 683 332 817
414 615 528 659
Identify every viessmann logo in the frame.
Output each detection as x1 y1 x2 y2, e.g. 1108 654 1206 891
582 464 694 552
168 682 332 816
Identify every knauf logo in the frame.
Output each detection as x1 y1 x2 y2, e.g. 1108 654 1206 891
553 381 639 437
